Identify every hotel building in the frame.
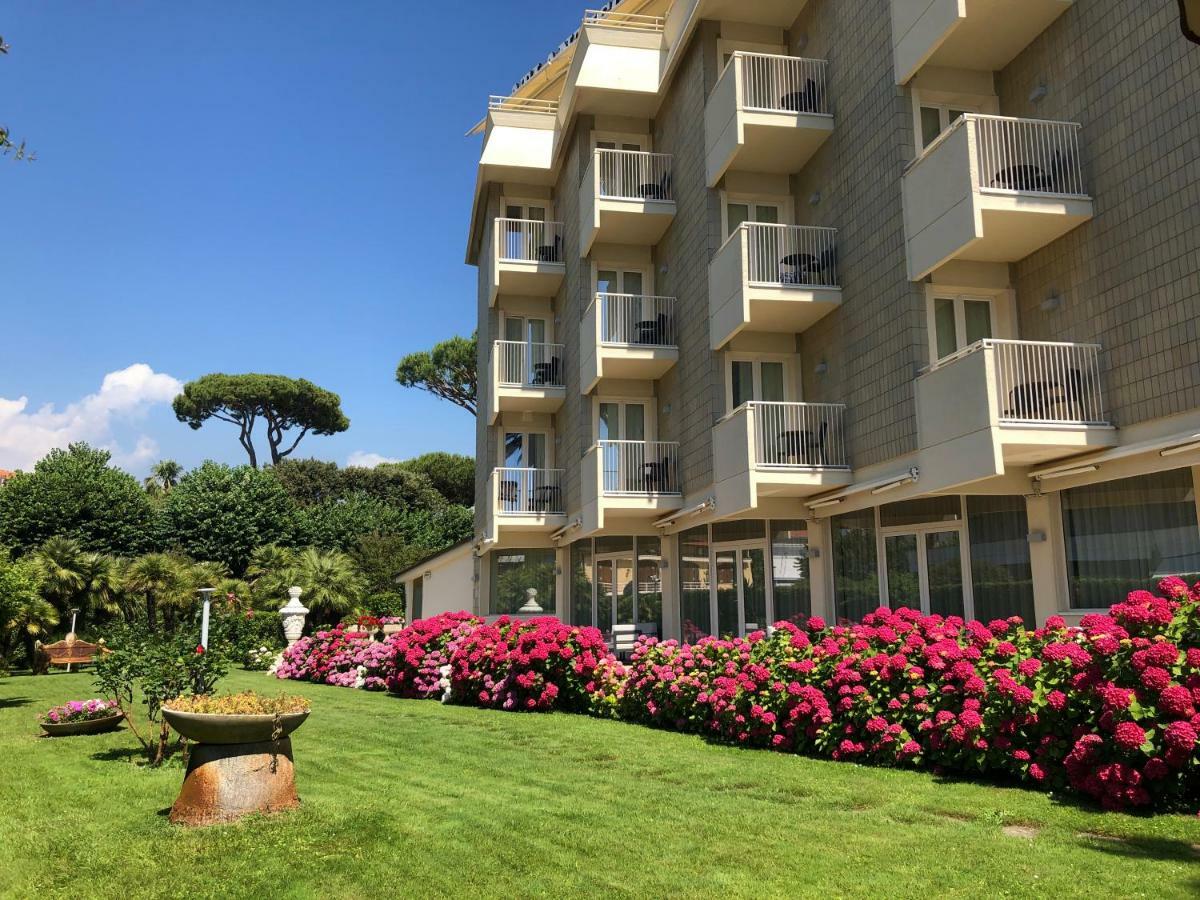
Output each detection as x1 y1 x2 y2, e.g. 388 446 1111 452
458 0 1200 647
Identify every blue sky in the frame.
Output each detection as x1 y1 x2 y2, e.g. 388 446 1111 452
0 1 582 475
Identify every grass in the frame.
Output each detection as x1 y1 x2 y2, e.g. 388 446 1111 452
3 669 1199 899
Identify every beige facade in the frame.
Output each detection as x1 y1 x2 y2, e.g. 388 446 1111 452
463 0 1200 642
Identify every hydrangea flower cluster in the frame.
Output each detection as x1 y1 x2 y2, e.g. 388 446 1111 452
273 624 394 691
382 612 482 698
40 699 117 724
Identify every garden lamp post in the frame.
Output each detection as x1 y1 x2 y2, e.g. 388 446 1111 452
66 607 80 671
198 587 216 650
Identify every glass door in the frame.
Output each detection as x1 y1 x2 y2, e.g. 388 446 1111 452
595 555 634 644
712 543 769 637
599 401 648 493
504 203 546 260
882 527 966 617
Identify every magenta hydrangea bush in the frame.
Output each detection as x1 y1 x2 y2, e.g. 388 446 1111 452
273 624 394 690
383 611 482 699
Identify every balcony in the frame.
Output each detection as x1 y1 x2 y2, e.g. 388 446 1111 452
486 467 566 540
704 52 833 186
580 293 678 393
579 149 676 255
477 95 558 185
715 402 853 514
581 440 683 532
916 339 1116 488
564 10 667 117
709 223 841 349
902 114 1093 280
891 0 1073 85
489 218 565 306
488 340 566 424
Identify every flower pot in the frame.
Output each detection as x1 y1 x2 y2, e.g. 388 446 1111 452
382 624 403 636
161 708 310 745
40 713 124 737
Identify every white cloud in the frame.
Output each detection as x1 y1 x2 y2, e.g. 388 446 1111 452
346 451 399 469
0 363 183 472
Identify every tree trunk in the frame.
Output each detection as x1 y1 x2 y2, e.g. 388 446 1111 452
146 594 158 631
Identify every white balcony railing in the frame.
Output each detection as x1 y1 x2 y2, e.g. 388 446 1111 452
595 293 676 346
496 218 564 263
494 340 565 387
494 467 565 515
739 223 839 287
931 339 1107 426
583 8 665 31
599 440 680 495
488 95 559 115
970 114 1086 197
595 149 673 201
734 52 830 115
750 402 848 468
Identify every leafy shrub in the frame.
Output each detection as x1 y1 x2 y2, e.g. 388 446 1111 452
273 625 395 690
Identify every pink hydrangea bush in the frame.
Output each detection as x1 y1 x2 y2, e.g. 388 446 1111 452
40 698 118 724
274 624 394 690
383 612 482 699
446 616 614 712
618 580 1200 812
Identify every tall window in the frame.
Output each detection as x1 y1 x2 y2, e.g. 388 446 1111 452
832 509 879 623
679 525 711 643
966 496 1034 624
729 358 788 410
636 537 664 637
725 199 780 237
931 295 992 361
918 104 974 150
490 549 556 615
1060 468 1200 609
771 520 811 623
570 540 593 627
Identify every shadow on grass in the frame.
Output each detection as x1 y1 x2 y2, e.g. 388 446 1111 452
90 745 144 763
1078 833 1200 884
0 696 34 709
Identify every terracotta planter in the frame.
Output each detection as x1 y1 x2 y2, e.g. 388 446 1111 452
162 708 310 745
40 713 124 737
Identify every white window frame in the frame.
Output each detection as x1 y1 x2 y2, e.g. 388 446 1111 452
500 311 553 345
721 190 791 238
592 131 651 152
593 396 656 444
911 87 997 155
724 353 797 412
591 260 653 297
500 196 552 221
498 428 554 469
923 284 1014 364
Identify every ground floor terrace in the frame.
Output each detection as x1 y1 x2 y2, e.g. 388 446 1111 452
6 668 1200 898
465 449 1200 644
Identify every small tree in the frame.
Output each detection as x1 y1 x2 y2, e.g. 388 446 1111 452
144 459 184 496
395 334 477 416
172 373 350 468
392 452 475 506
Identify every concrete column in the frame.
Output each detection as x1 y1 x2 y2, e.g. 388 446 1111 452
661 531 681 641
1025 493 1060 625
808 516 834 622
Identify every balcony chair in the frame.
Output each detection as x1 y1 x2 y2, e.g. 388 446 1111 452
776 420 829 466
637 170 672 201
634 313 671 345
780 77 822 114
990 149 1071 194
499 479 520 510
536 234 562 263
1004 367 1085 421
531 484 563 513
643 455 674 493
530 356 562 386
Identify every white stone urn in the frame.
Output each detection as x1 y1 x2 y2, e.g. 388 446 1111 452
518 587 543 614
279 587 310 647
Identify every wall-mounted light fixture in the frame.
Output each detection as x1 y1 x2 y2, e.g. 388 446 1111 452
809 191 821 206
814 360 828 375
1039 291 1062 312
1028 80 1048 103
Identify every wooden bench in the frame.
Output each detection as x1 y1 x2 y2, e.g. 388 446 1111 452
34 638 107 674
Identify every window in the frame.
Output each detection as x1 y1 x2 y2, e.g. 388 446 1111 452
728 357 789 411
502 314 548 345
410 575 424 621
771 520 811 624
832 509 879 623
1060 468 1200 609
636 537 663 637
679 525 711 643
930 295 993 361
570 540 593 627
918 104 973 150
725 199 781 237
597 400 649 442
490 549 556 615
880 496 962 528
966 496 1034 624
503 432 547 468
596 268 645 296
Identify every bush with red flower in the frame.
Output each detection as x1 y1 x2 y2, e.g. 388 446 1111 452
382 611 482 699
273 624 395 690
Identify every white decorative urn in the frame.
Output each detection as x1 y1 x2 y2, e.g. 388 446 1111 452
279 586 310 647
518 587 543 614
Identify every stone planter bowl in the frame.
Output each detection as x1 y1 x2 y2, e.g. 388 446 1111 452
162 708 310 745
40 713 124 737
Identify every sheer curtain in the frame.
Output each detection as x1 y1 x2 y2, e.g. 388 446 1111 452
1060 468 1200 609
966 495 1035 624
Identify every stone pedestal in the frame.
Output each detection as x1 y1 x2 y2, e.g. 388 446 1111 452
169 738 299 826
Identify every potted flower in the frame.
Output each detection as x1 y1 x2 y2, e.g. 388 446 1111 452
39 698 123 737
380 615 405 636
162 690 310 744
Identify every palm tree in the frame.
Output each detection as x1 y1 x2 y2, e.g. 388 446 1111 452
122 553 191 630
291 548 367 622
77 552 122 621
144 459 184 495
246 544 298 609
0 553 57 665
32 536 85 617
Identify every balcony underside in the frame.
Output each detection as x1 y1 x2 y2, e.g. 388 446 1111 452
707 112 833 187
583 200 676 255
893 0 1074 84
698 0 811 26
585 346 678 393
998 424 1118 466
490 387 565 424
570 26 665 116
582 492 684 536
494 512 567 534
491 260 565 306
908 193 1093 279
716 466 853 517
711 285 841 349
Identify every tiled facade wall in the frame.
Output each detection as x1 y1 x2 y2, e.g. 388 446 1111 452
997 0 1200 429
653 22 724 493
791 0 926 469
473 186 500 539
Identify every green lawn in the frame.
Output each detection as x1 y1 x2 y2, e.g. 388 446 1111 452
3 669 1199 899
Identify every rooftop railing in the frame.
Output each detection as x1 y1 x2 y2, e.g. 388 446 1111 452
487 94 559 115
583 9 665 31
